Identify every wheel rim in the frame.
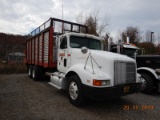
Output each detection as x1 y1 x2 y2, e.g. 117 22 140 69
69 81 78 100
29 68 31 76
141 77 147 90
32 69 35 78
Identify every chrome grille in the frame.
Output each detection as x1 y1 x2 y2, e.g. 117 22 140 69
114 61 136 86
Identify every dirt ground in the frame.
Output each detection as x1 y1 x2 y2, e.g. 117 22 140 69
0 74 159 120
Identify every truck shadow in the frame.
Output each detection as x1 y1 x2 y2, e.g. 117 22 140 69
83 97 135 108
139 90 160 97
37 75 50 82
150 91 160 97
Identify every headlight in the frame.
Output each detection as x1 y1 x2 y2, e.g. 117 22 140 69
93 79 110 86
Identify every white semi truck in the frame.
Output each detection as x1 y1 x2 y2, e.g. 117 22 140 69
25 18 141 106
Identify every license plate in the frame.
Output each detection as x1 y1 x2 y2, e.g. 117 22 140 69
123 86 130 93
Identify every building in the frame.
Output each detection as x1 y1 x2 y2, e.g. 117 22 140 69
8 52 25 64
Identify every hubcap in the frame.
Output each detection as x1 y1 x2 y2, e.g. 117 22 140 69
141 77 147 90
29 68 31 76
32 69 35 78
69 81 78 100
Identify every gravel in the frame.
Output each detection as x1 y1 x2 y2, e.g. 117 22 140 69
0 74 159 120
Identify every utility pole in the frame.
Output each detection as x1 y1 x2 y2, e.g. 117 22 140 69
62 4 64 33
150 32 154 54
150 32 154 43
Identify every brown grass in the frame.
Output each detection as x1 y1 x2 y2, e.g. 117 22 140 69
0 63 27 74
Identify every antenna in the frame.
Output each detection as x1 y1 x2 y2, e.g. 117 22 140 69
62 4 64 33
62 4 63 20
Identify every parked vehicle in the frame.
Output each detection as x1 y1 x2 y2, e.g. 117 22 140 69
108 39 160 94
25 18 141 106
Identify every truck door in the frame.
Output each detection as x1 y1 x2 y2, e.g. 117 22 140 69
58 36 68 73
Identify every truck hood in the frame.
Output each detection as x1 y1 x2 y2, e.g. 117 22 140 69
70 48 135 63
70 48 136 70
90 50 135 62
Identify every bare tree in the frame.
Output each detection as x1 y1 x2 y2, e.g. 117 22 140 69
145 30 151 42
138 42 156 55
145 30 156 43
116 29 123 42
76 9 109 37
122 26 141 45
0 33 26 60
76 12 85 25
157 32 160 44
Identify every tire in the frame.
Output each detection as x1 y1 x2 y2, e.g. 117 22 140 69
32 66 43 81
141 73 154 94
67 75 85 107
32 66 36 80
28 65 32 78
153 84 159 92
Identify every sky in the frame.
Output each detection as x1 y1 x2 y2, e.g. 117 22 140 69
0 0 160 42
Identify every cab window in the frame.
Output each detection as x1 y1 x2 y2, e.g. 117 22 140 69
60 37 67 49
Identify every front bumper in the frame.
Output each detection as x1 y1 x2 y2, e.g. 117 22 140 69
82 83 141 101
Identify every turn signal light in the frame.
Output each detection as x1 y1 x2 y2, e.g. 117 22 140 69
93 80 110 86
93 80 102 86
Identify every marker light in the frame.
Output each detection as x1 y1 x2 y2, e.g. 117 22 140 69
93 80 110 86
155 69 160 74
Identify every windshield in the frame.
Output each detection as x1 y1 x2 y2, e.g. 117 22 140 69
70 36 101 50
123 48 137 57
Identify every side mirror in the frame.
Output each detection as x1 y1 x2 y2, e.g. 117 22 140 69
81 47 88 54
60 44 67 49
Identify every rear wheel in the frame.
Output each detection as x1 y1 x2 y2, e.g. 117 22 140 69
28 65 32 78
67 75 85 107
32 67 36 80
141 73 154 94
32 66 44 81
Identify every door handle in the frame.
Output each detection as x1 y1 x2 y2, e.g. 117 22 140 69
64 58 67 67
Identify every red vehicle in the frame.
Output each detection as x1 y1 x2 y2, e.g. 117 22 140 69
25 18 88 80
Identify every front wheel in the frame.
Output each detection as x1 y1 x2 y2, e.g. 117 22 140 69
153 84 159 92
141 73 154 94
67 75 85 107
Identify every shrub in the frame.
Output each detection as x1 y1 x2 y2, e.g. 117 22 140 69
0 63 27 74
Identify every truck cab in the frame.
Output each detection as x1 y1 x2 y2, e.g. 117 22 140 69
110 43 138 58
57 33 102 73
